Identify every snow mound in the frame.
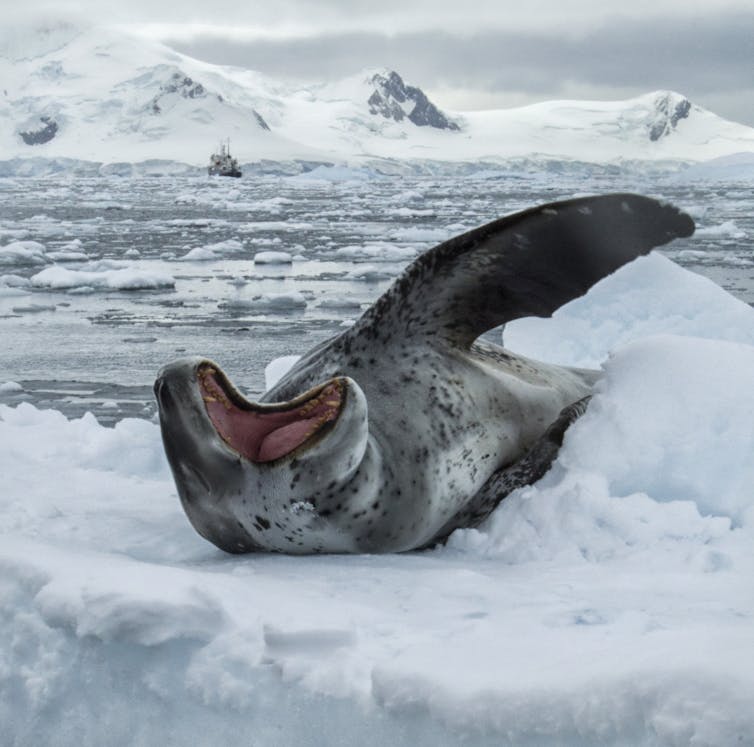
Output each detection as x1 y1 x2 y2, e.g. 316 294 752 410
450 334 754 562
506 252 754 367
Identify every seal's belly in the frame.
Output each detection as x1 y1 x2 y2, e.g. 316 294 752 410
357 354 592 551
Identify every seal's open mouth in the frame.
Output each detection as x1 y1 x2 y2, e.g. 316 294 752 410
198 365 344 463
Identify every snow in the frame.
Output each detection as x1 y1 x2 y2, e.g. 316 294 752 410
2 252 753 745
2 24 754 171
265 355 302 390
505 253 754 367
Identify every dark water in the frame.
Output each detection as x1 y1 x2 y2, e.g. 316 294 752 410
1 172 752 422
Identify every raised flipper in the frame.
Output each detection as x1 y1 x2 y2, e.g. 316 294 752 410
348 194 694 349
426 396 592 547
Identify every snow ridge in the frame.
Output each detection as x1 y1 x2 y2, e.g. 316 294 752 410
2 23 754 168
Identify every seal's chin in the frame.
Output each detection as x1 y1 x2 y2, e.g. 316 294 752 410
197 364 345 463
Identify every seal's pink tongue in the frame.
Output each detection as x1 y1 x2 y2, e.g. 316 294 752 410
257 419 321 462
198 368 342 462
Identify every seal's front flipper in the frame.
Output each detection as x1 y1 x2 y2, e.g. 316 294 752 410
349 194 694 349
428 396 592 546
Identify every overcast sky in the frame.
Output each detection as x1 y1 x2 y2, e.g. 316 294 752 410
15 0 754 126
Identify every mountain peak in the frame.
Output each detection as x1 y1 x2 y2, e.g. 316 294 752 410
646 91 693 141
367 70 460 131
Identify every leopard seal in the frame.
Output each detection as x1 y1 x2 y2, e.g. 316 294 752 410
154 193 694 554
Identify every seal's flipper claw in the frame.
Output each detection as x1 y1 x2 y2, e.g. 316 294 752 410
425 396 593 547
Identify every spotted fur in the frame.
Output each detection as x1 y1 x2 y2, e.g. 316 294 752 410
155 193 694 554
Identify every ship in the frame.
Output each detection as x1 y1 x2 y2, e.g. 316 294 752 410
208 140 242 177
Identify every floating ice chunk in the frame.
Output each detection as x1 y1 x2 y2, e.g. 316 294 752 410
178 247 216 261
30 263 175 292
344 264 402 281
316 297 363 311
253 251 293 265
334 242 416 262
237 221 314 233
11 303 56 314
67 285 96 295
389 207 436 218
389 226 453 242
0 381 23 393
175 193 200 205
0 287 29 298
48 239 87 261
178 239 245 261
219 292 307 313
288 165 376 183
0 240 48 266
47 251 89 262
255 196 293 213
265 356 301 390
0 274 31 288
695 220 747 239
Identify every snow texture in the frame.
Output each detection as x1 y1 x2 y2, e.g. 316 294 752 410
1 256 753 746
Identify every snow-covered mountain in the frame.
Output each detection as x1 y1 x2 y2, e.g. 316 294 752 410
2 21 754 169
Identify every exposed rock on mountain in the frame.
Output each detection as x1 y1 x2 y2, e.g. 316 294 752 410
648 93 692 141
368 71 460 131
19 116 58 145
2 24 754 167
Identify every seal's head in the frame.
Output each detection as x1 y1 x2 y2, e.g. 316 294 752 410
154 357 369 553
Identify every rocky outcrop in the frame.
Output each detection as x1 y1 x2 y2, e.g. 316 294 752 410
151 72 210 113
368 71 460 131
253 111 270 131
648 93 692 141
147 70 269 131
19 116 58 145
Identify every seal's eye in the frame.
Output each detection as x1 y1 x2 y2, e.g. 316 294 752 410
198 366 343 463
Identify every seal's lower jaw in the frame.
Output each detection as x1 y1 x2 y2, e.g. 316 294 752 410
197 364 346 463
